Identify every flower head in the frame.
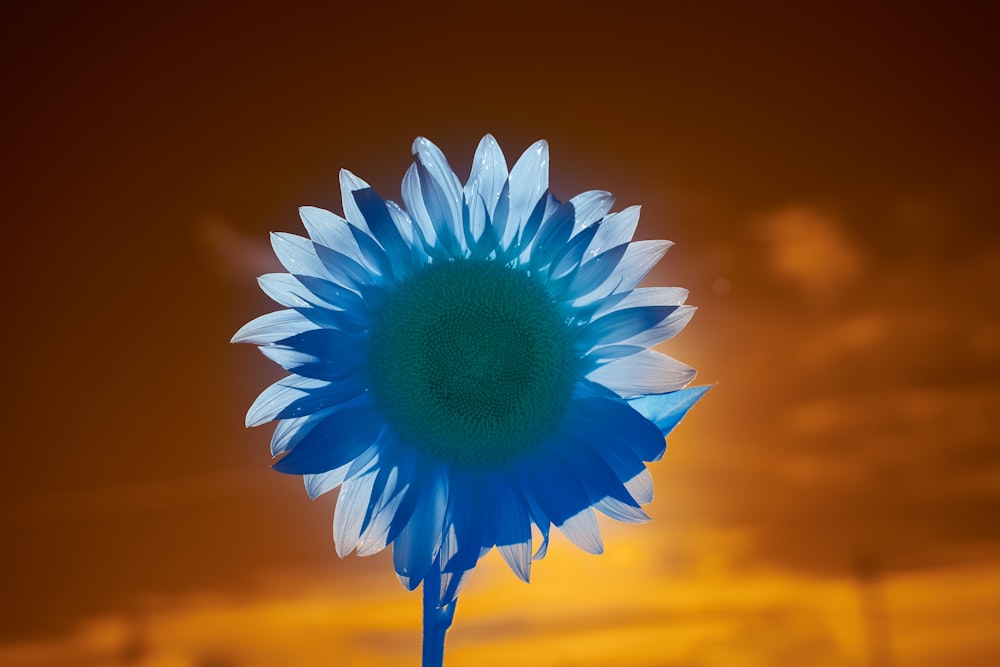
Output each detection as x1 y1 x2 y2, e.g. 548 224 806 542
233 135 708 604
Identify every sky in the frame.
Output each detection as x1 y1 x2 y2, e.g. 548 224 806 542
2 2 998 665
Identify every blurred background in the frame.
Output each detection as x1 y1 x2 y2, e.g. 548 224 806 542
2 2 998 665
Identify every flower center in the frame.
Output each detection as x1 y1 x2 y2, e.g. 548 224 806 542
368 260 577 467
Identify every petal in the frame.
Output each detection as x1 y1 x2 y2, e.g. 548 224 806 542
270 408 335 457
231 309 319 345
558 508 604 555
619 305 695 348
339 169 373 234
495 485 532 582
610 239 674 294
412 137 464 253
357 451 417 556
393 466 448 590
351 187 411 266
624 468 654 505
246 374 364 427
587 205 641 256
587 349 697 398
548 223 599 281
464 134 508 218
528 200 575 272
568 190 614 235
272 405 384 474
596 286 689 314
564 396 667 463
508 140 549 235
594 497 651 523
257 273 317 309
627 385 713 436
313 243 378 291
580 305 680 348
298 206 365 262
271 232 332 280
333 465 379 557
258 329 366 381
557 243 628 302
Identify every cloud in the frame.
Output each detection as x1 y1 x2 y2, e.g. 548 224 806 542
756 206 864 300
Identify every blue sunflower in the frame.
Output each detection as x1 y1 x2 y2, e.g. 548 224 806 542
233 135 708 657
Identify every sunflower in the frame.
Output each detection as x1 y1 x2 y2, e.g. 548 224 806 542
233 135 708 664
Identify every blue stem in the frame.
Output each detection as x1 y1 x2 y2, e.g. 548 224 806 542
421 558 456 667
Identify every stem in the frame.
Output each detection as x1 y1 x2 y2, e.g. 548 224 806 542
421 557 456 667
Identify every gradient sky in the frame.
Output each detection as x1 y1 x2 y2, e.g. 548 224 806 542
2 2 998 666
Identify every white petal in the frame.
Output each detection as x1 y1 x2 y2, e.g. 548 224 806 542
595 497 651 523
557 508 603 555
230 309 318 345
617 305 696 349
569 190 614 235
586 349 696 397
611 240 673 294
508 140 549 234
333 467 379 557
298 206 365 263
587 205 641 256
624 469 654 504
270 232 328 279
339 169 372 233
464 134 508 216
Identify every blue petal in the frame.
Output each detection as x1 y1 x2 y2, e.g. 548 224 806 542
440 470 486 575
303 434 396 499
559 436 643 511
564 396 666 462
352 187 411 267
579 305 680 348
555 243 628 303
628 385 712 436
348 223 396 281
494 484 532 582
528 200 575 272
230 309 318 345
259 330 365 381
339 169 373 234
272 405 384 474
548 224 599 281
292 275 369 317
393 466 448 590
401 163 447 259
357 451 417 556
518 449 602 553
412 137 465 254
312 244 377 291
270 408 336 456
618 305 696 348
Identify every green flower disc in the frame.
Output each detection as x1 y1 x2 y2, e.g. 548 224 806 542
368 260 577 467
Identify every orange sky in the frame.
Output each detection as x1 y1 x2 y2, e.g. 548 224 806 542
2 2 998 666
